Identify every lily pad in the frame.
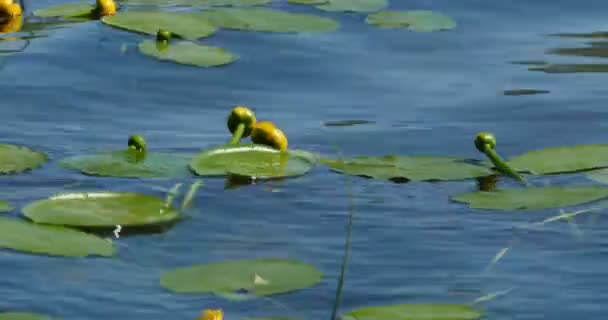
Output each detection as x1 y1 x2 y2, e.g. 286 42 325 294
59 149 192 178
33 2 95 18
0 144 47 174
0 201 13 213
101 11 217 40
0 312 61 320
451 186 608 210
366 10 457 32
341 304 482 320
0 216 114 257
190 144 317 179
196 8 339 33
321 155 493 182
22 192 179 227
160 258 323 296
529 63 608 73
506 144 608 174
289 0 328 4
138 40 235 67
316 0 387 13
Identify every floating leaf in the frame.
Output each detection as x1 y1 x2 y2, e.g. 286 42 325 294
189 144 317 179
0 201 13 213
0 312 62 320
341 304 482 320
0 216 114 257
160 258 323 297
547 46 608 58
138 40 235 67
507 144 608 174
366 10 457 32
60 149 192 178
321 155 492 182
0 144 47 174
33 2 94 18
529 64 608 73
101 11 217 40
22 192 180 228
451 186 608 210
503 89 550 96
316 0 387 13
196 8 339 33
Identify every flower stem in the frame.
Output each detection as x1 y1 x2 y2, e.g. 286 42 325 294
228 123 245 145
484 146 528 186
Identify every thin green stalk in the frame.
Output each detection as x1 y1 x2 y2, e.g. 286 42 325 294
484 147 528 186
228 123 245 145
330 146 355 320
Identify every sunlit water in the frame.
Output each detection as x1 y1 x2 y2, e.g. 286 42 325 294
1 0 608 319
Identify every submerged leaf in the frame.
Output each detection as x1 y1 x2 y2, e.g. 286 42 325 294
138 40 235 67
0 201 13 213
189 144 317 179
451 186 608 210
160 258 323 297
321 155 492 182
0 144 47 174
315 0 387 12
341 304 482 320
60 149 192 178
366 10 457 32
33 2 95 18
22 192 180 227
507 144 608 174
0 216 114 257
196 8 339 33
101 11 217 40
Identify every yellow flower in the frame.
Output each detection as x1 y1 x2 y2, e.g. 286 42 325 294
0 3 21 18
197 309 223 320
95 0 116 17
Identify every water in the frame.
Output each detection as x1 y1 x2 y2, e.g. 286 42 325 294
1 0 608 319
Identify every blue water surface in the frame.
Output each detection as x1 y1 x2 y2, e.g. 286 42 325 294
1 0 608 319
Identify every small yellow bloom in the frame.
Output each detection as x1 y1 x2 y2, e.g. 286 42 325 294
197 309 223 320
0 3 21 17
95 0 116 17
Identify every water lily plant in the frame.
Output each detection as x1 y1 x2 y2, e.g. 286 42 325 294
251 121 288 152
474 132 527 185
198 309 223 320
227 105 257 144
0 0 21 18
94 0 116 17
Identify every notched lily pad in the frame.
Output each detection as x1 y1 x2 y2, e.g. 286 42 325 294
451 186 608 210
33 2 95 19
138 40 235 67
160 258 323 297
0 201 13 213
0 216 114 257
22 192 180 228
196 8 339 33
60 149 192 178
315 0 387 12
0 144 47 174
101 11 217 40
366 10 457 32
190 144 317 179
341 304 482 320
321 155 493 182
507 144 608 174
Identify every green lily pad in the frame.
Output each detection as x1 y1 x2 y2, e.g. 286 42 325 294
0 144 47 174
506 144 608 175
138 40 236 67
341 304 482 320
59 149 192 178
22 192 179 228
196 8 339 33
451 186 608 210
160 258 323 296
189 144 317 179
101 11 217 40
33 2 95 18
366 10 457 32
289 0 328 4
0 216 114 257
0 201 13 213
316 0 387 13
529 63 608 73
321 155 493 182
0 312 61 320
